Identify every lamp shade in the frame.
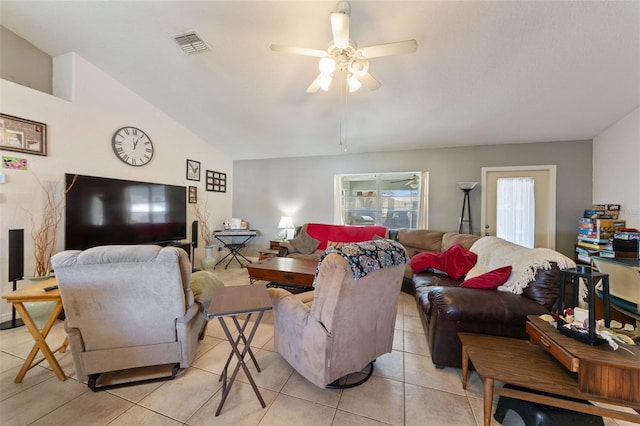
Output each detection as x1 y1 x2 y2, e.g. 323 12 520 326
277 216 294 229
457 182 478 190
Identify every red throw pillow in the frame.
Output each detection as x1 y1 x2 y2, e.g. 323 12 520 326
460 266 513 290
410 251 440 273
437 244 478 280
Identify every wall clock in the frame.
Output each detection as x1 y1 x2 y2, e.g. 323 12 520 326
111 126 154 166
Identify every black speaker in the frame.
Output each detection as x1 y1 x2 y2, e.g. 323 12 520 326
191 220 198 248
8 229 24 281
2 229 25 330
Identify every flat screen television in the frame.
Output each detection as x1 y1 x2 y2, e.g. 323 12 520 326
65 174 187 250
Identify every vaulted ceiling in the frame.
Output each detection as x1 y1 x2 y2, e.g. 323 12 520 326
1 1 639 160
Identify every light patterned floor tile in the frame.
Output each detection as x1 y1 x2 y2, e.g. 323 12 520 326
403 330 429 356
404 352 465 396
187 380 277 426
280 370 342 408
30 388 133 425
405 382 476 426
258 393 336 426
110 404 182 425
338 375 404 426
0 375 88 426
138 367 221 422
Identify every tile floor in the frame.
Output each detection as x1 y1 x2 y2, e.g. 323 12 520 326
0 262 632 425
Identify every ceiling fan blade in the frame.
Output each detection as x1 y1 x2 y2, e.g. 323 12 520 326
330 12 349 49
306 77 321 93
357 71 381 91
270 44 327 58
358 40 418 59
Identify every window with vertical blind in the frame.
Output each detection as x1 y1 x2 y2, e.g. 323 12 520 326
333 172 428 229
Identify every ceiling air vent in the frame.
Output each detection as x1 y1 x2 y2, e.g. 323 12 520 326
173 31 209 54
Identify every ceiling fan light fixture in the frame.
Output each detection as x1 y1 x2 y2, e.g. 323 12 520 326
347 73 362 92
348 58 369 76
319 57 337 74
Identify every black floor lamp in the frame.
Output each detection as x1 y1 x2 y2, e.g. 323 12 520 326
458 182 478 235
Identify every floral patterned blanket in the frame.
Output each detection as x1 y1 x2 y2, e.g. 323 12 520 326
314 239 409 283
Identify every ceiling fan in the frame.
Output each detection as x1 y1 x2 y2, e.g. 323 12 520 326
270 1 418 93
392 174 419 189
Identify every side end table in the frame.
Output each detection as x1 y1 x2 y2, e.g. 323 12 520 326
205 284 272 416
2 278 69 383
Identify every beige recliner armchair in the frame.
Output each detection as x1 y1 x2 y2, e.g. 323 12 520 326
51 245 207 390
268 239 408 388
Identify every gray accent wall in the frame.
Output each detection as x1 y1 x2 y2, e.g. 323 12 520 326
233 140 592 258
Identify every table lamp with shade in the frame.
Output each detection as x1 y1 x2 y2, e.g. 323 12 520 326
277 216 295 240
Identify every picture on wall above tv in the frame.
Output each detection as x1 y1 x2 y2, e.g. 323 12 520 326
64 173 187 250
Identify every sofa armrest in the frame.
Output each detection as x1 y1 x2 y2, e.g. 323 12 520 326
427 286 548 323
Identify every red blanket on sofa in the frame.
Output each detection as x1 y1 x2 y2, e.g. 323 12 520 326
304 223 388 250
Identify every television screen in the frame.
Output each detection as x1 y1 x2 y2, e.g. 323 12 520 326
65 174 187 250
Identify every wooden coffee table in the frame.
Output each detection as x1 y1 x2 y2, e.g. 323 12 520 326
459 316 640 426
246 257 317 287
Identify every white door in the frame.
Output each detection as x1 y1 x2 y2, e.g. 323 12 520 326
481 166 556 249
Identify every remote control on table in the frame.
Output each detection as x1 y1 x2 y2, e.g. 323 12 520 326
43 285 58 292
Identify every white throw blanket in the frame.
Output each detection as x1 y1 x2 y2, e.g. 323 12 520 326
466 237 576 295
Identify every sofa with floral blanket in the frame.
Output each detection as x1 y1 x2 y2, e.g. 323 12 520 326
410 236 576 369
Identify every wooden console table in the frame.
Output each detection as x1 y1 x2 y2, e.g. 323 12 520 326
460 315 640 425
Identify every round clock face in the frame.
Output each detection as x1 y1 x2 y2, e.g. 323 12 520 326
111 126 154 167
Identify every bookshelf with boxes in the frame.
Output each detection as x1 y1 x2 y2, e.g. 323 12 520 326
575 204 639 264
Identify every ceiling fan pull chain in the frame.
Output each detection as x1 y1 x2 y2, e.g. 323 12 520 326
340 73 348 152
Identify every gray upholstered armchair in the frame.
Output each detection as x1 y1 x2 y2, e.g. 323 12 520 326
268 239 408 388
51 245 208 390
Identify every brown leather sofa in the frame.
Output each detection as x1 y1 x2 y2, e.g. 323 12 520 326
390 229 575 369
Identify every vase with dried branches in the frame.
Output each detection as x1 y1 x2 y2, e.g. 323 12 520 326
191 199 218 271
29 174 77 278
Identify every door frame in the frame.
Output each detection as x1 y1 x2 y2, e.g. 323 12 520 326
481 165 557 249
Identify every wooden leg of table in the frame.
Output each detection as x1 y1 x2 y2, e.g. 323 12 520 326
13 302 66 383
483 378 494 426
461 344 469 390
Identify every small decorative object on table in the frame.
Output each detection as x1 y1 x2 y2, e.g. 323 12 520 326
557 266 610 345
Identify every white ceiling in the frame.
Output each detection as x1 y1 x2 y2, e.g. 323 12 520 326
1 1 639 161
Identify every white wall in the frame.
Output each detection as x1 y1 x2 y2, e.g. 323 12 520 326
593 107 640 228
0 53 232 321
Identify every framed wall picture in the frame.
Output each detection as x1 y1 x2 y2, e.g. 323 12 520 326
0 113 47 156
188 186 197 203
206 170 227 192
186 159 200 181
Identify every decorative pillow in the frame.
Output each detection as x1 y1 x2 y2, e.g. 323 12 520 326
280 240 296 253
190 270 225 309
460 266 512 290
410 251 440 273
290 231 321 255
437 243 478 280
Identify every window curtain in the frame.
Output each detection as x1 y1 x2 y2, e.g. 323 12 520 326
496 177 535 248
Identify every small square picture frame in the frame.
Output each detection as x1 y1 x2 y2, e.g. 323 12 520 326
188 186 197 203
186 159 200 181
